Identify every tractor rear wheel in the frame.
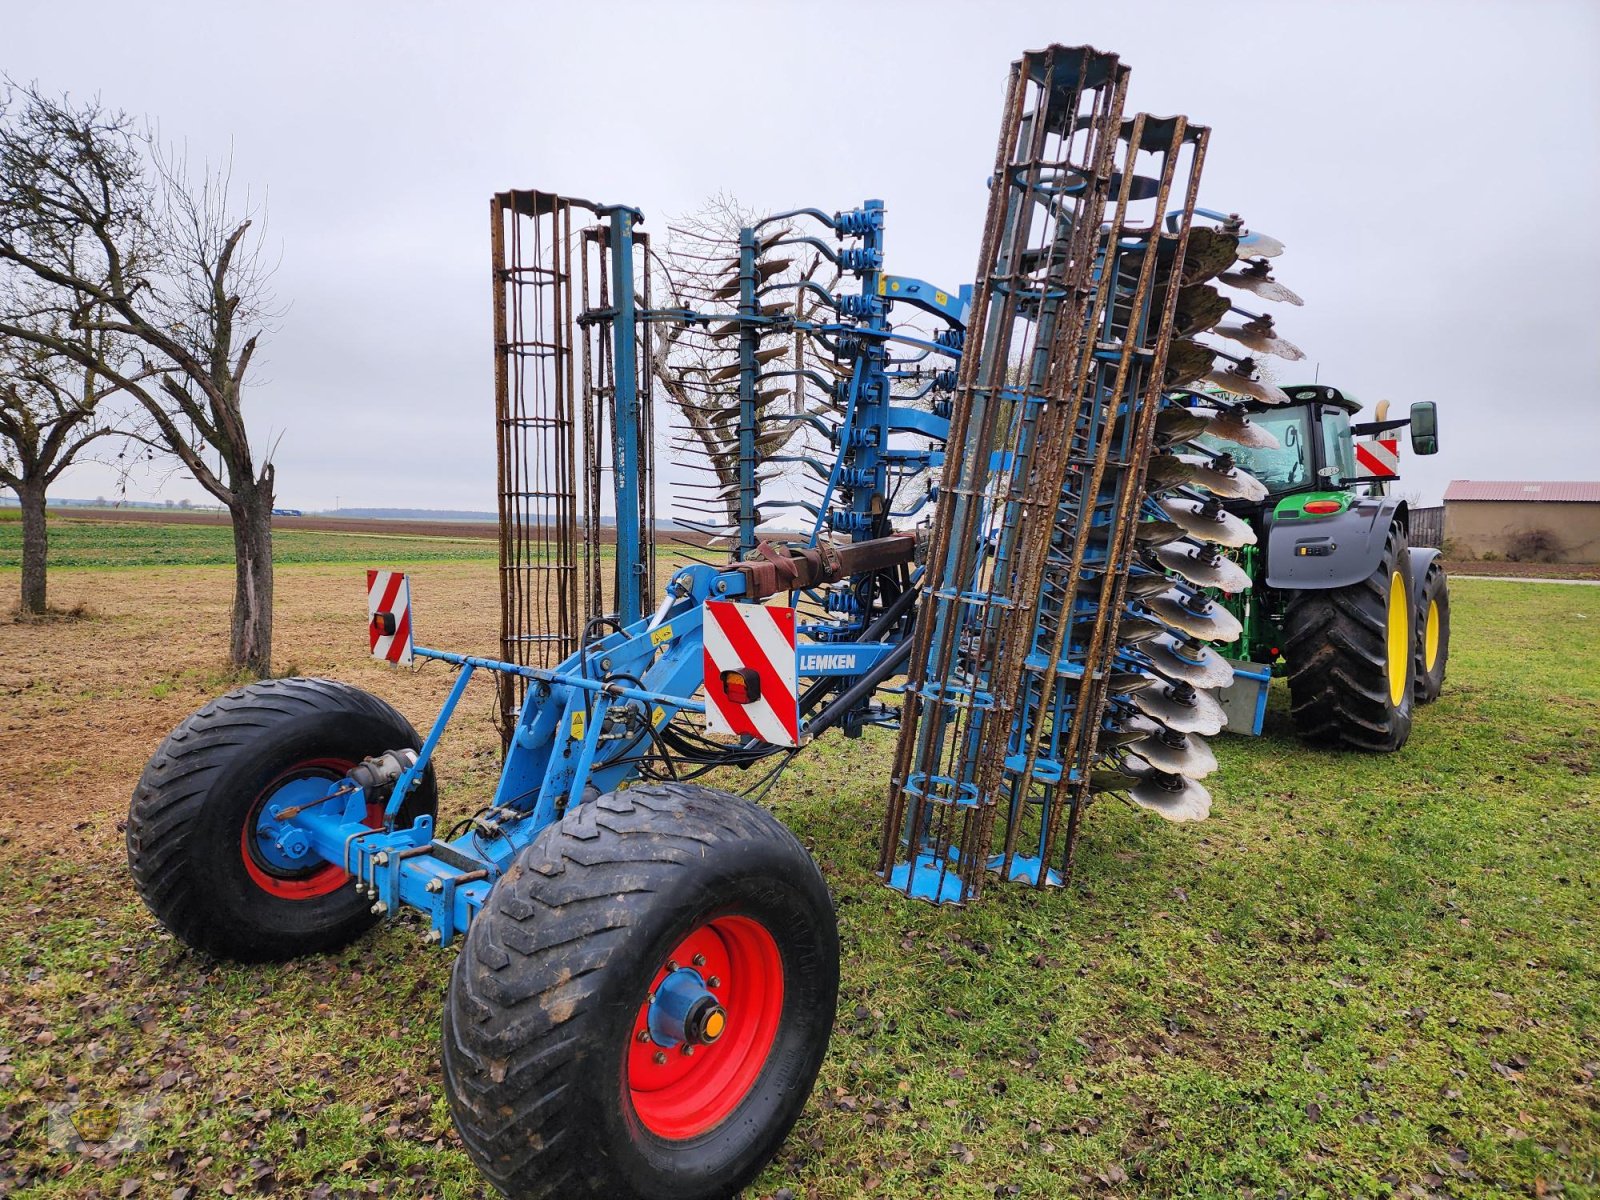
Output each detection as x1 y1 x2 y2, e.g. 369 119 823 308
1281 522 1416 752
126 677 436 962
441 782 838 1200
1414 560 1450 703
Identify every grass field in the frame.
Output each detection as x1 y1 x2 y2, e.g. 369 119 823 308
0 549 1595 1198
0 516 497 569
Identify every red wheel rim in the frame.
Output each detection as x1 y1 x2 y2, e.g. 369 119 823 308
240 756 375 900
627 915 785 1139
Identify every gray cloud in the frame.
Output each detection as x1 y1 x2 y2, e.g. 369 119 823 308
10 0 1597 510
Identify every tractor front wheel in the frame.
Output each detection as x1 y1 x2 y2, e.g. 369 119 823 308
1281 522 1416 752
126 677 436 961
441 782 839 1200
1414 560 1451 703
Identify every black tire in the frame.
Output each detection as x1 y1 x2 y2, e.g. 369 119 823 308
127 677 437 962
1414 560 1450 704
442 783 839 1200
1281 522 1416 752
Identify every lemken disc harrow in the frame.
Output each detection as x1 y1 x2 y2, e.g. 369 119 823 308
125 39 1324 1200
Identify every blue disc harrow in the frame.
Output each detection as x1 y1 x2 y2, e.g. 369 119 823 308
127 41 1313 1200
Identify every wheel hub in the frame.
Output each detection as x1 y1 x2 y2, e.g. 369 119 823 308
239 758 371 900
627 915 785 1140
252 786 328 871
648 968 727 1047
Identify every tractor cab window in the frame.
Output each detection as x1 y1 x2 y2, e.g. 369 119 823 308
1193 405 1312 495
1319 406 1357 487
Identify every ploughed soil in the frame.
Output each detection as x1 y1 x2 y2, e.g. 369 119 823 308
2 553 1590 836
0 561 508 836
49 508 501 540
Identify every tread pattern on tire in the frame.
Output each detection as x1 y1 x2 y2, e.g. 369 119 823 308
1281 523 1415 752
1414 560 1450 704
127 676 431 960
443 782 835 1200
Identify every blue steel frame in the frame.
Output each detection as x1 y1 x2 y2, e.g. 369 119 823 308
263 199 970 946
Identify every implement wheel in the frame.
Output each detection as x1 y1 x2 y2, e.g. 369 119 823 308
1281 522 1416 752
1414 560 1451 703
126 677 436 962
442 782 838 1200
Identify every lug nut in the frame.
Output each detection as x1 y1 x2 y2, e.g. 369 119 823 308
681 1045 695 1057
637 1030 651 1043
692 954 706 967
708 976 722 989
652 1051 668 1065
666 960 679 972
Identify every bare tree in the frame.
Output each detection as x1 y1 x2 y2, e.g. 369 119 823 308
0 322 130 614
0 82 281 673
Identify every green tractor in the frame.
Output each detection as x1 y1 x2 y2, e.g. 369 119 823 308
1201 385 1448 751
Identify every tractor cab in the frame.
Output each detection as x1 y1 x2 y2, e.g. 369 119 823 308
1192 384 1437 505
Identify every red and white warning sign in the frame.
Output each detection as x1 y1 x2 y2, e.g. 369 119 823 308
1355 436 1400 478
703 600 800 748
367 570 414 665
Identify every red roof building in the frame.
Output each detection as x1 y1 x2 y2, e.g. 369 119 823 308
1443 480 1600 504
1443 480 1600 564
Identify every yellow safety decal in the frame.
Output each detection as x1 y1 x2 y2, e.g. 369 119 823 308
652 706 665 727
650 624 673 647
935 289 948 306
570 711 584 741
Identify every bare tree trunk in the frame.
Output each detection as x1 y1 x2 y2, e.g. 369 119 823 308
229 487 274 675
16 478 47 615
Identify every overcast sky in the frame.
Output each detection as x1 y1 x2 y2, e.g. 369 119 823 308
9 0 1598 510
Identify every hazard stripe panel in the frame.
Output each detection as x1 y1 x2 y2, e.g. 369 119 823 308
1355 437 1400 478
703 601 800 748
367 570 414 665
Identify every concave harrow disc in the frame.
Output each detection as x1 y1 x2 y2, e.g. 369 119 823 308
1202 408 1281 450
1130 680 1228 735
1128 729 1218 778
1218 261 1304 306
1145 588 1245 643
1128 771 1213 821
1160 498 1258 548
1133 518 1189 547
1214 316 1305 361
1177 455 1270 502
1139 631 1238 688
1203 364 1291 407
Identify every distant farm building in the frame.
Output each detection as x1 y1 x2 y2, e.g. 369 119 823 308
1443 480 1600 564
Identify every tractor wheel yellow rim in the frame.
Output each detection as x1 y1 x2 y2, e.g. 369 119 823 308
1386 572 1408 706
1424 598 1440 672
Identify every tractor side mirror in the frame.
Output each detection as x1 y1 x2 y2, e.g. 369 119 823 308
1409 401 1439 455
